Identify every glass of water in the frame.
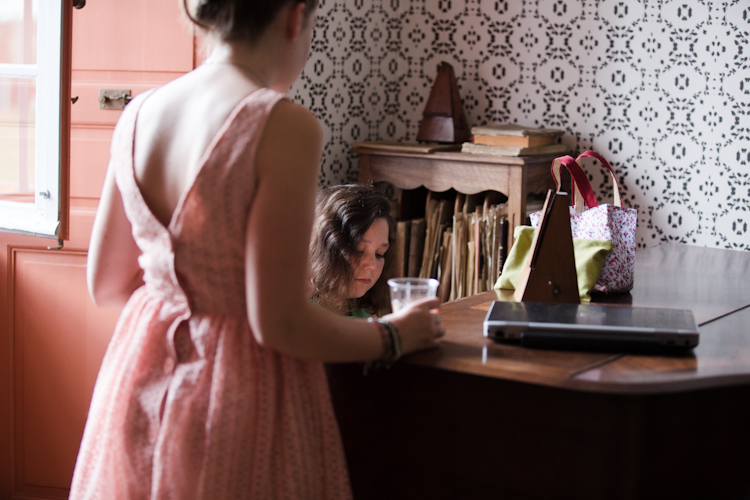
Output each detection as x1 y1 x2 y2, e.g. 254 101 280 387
387 277 439 312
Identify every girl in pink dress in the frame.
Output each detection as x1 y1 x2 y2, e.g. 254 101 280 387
71 1 444 498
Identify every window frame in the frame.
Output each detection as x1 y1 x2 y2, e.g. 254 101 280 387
0 0 70 240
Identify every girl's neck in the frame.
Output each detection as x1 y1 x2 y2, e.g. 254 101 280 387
206 43 272 83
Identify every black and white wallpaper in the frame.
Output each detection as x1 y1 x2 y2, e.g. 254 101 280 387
290 0 750 250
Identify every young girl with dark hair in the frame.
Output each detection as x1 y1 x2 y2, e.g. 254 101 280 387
309 184 396 318
71 1 444 498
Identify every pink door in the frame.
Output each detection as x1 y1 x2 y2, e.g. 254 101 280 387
0 1 195 497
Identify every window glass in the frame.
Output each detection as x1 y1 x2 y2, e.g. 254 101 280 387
0 0 63 238
0 0 37 65
0 77 36 195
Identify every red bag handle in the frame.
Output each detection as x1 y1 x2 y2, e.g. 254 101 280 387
550 155 598 211
576 151 623 208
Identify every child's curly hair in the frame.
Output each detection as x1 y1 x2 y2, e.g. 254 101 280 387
309 184 396 316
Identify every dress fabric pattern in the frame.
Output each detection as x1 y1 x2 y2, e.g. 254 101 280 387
70 89 352 500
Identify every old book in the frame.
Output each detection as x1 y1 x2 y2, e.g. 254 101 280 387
407 218 426 277
453 192 466 218
482 209 498 291
419 199 440 278
474 210 483 294
421 200 452 279
461 142 567 157
493 215 509 287
351 141 462 153
465 211 478 296
472 134 558 148
438 228 453 303
432 222 450 280
434 200 454 276
450 212 466 301
470 123 565 137
481 204 508 290
394 220 411 278
466 240 475 298
498 216 509 267
484 206 498 291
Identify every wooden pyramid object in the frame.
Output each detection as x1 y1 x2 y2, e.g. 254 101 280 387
514 190 580 304
416 62 471 144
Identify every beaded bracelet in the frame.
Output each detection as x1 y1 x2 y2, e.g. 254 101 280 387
368 317 390 360
378 319 402 364
367 317 402 368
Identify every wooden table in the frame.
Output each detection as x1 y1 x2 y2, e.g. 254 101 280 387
355 149 558 250
326 244 750 500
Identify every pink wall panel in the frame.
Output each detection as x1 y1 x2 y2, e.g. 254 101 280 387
12 249 120 496
16 253 87 490
69 127 112 199
67 201 99 251
71 1 193 72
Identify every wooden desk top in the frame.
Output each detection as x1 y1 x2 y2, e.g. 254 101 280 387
405 244 750 395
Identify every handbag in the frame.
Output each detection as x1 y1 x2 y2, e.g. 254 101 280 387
494 225 612 301
529 151 637 294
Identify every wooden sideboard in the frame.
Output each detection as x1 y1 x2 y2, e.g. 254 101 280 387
354 149 558 250
326 244 750 500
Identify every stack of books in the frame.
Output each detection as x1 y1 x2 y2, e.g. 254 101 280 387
391 191 510 303
461 123 567 157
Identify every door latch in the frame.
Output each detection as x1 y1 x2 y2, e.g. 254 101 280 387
99 89 132 110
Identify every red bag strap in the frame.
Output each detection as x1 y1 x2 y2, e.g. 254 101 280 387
576 151 623 207
550 155 598 211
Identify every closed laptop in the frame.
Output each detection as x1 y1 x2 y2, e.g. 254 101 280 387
483 301 699 352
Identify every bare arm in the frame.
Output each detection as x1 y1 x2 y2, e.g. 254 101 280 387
87 164 144 308
245 101 441 362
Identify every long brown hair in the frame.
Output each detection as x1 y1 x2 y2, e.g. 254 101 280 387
183 0 317 43
309 184 396 316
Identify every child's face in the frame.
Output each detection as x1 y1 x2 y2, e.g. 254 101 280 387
349 218 390 299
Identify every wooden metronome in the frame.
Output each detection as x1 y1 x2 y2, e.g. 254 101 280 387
416 62 471 144
514 189 580 304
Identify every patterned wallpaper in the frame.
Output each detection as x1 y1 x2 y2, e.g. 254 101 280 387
290 0 750 250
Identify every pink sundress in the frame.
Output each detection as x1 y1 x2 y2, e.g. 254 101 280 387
69 88 351 500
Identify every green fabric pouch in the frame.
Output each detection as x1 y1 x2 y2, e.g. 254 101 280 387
494 226 613 301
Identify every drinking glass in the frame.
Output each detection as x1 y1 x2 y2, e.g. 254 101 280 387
387 277 439 312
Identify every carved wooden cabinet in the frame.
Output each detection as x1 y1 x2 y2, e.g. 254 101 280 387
355 149 558 250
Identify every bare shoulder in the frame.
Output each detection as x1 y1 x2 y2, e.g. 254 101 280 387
256 99 323 173
265 98 322 144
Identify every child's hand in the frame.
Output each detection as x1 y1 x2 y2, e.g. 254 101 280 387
383 297 444 355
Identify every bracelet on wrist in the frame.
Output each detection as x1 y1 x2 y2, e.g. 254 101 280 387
378 318 401 367
368 317 390 360
367 317 401 368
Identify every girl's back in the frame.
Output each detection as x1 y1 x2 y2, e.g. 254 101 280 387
133 65 262 227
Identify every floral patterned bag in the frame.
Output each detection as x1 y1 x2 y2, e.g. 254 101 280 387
529 151 637 294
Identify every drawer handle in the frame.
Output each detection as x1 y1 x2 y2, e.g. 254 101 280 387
99 89 133 110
